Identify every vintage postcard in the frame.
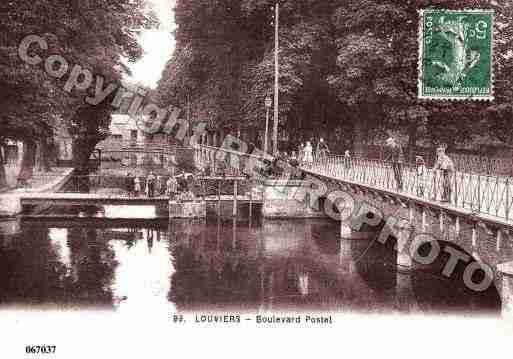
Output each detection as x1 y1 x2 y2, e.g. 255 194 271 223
1 1 512 358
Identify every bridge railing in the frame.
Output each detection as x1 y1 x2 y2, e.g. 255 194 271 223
305 155 513 221
51 174 263 201
97 139 189 152
193 146 513 221
195 145 275 178
10 169 72 191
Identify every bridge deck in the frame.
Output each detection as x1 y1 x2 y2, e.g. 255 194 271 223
196 145 513 228
20 193 263 207
303 168 513 231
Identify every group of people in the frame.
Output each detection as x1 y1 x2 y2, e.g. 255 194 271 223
291 138 347 164
384 137 455 202
125 172 180 199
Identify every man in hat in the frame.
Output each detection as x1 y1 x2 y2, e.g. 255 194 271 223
316 138 330 162
433 146 455 202
384 137 404 191
415 156 426 197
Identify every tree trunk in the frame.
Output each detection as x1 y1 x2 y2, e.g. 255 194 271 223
72 138 95 193
41 139 52 172
0 146 7 190
17 140 36 186
35 140 51 172
407 120 418 164
72 138 96 174
353 115 365 158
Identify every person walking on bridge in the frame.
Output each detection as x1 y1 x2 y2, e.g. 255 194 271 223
415 156 427 197
298 143 305 165
303 141 313 165
316 138 330 163
384 137 404 191
433 146 455 203
344 150 352 173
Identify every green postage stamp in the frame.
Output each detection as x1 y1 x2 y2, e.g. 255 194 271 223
418 9 494 101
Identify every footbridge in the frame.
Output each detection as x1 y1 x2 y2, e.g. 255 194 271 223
13 141 513 314
194 144 513 316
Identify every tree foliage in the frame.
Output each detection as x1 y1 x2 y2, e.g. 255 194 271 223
0 0 157 182
158 0 513 156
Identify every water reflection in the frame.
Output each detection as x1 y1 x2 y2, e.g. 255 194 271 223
0 210 501 315
110 227 175 316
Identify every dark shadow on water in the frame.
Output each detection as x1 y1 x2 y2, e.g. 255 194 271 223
0 217 501 316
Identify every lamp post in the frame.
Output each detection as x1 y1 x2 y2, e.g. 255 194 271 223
272 1 280 156
264 95 272 154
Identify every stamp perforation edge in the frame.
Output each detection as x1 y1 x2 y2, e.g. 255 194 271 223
417 8 495 101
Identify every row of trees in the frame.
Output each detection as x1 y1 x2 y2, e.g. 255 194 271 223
0 0 157 188
157 0 513 159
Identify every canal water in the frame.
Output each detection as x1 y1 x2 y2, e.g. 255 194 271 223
0 206 501 316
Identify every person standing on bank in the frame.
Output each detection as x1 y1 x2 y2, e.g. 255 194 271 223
146 171 156 198
433 146 455 203
125 172 135 198
155 175 163 196
134 176 141 197
166 176 178 200
384 137 404 191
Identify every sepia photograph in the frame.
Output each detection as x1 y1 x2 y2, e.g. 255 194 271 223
1 0 512 357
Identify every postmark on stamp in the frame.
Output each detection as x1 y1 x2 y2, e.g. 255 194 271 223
418 9 494 101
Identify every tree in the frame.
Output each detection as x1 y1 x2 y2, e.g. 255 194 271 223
329 0 513 157
158 0 513 159
0 0 157 187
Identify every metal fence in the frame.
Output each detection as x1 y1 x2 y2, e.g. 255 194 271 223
52 174 262 201
9 169 70 191
195 145 293 180
196 145 513 221
360 144 513 176
305 155 513 221
195 145 268 177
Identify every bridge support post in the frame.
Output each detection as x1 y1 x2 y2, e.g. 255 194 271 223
455 216 461 239
421 208 427 232
408 204 414 226
249 188 253 222
217 180 221 217
471 222 479 258
496 230 502 252
233 180 238 217
339 240 356 273
396 271 418 313
497 263 513 318
397 228 413 271
439 211 445 235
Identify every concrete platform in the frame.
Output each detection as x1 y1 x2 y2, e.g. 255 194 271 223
0 168 74 217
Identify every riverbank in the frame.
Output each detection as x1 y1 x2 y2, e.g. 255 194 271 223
0 168 74 217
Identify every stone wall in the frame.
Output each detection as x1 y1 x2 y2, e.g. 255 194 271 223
262 180 328 219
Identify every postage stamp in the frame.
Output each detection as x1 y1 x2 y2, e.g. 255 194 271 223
418 9 494 101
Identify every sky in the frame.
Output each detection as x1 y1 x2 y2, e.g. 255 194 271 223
127 0 176 88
